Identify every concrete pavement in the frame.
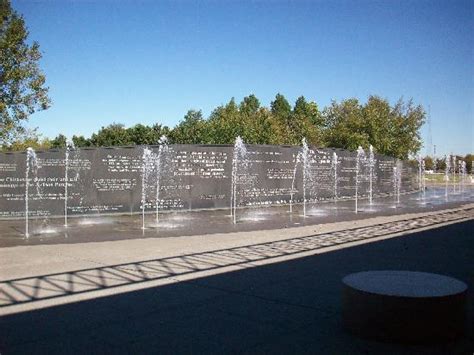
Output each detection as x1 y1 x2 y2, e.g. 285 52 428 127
0 204 473 354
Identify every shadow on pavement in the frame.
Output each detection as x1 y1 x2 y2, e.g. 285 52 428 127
0 208 470 308
0 220 473 354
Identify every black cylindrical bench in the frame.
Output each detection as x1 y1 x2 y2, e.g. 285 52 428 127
342 270 467 343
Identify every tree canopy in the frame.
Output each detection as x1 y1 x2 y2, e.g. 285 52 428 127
1 93 434 161
322 96 425 159
0 0 50 145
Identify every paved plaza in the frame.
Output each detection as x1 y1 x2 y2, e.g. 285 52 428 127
0 203 473 353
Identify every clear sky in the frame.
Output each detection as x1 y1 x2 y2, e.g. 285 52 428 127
12 0 474 156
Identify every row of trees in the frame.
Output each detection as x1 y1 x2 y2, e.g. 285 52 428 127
421 155 474 174
3 94 427 160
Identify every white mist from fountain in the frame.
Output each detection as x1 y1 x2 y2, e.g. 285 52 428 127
289 152 301 214
460 160 466 194
417 155 423 191
64 139 76 228
141 147 153 230
416 154 426 202
393 161 402 206
421 158 426 198
155 135 169 223
445 154 450 201
64 143 69 227
332 151 338 201
230 136 248 224
452 155 457 193
25 147 40 238
289 138 311 216
301 138 310 217
368 145 375 205
355 146 366 213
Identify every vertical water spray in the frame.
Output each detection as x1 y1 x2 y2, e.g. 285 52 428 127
289 152 301 214
355 146 365 213
396 161 402 204
230 136 248 224
332 151 338 201
417 155 423 192
392 167 398 205
452 156 456 193
460 160 466 193
25 147 39 238
445 154 450 200
141 147 153 230
393 160 401 205
301 138 310 218
64 139 75 228
155 135 169 223
368 145 375 205
421 158 426 198
64 143 69 227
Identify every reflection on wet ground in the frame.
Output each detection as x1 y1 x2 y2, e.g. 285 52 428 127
0 186 473 247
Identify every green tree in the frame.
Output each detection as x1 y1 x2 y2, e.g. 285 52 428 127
170 110 208 144
389 98 425 159
207 98 244 144
361 96 393 153
291 96 323 146
322 98 368 151
463 154 473 174
436 156 447 171
237 95 267 144
239 94 260 115
423 155 434 171
89 123 133 147
72 135 90 148
0 0 51 145
1 127 50 151
322 96 425 159
270 93 292 143
249 107 287 145
127 123 165 145
50 133 67 148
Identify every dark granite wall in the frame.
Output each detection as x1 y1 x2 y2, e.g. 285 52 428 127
0 144 418 219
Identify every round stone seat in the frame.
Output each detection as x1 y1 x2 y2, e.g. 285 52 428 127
342 271 467 343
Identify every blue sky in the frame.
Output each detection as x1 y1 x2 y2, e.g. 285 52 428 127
13 0 473 155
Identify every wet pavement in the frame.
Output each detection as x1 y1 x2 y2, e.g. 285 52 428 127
0 186 473 248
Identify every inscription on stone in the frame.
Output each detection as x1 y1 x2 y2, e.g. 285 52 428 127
0 144 418 218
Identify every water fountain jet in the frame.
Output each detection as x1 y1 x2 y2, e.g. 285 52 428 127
452 155 457 193
355 146 366 213
289 152 301 214
25 147 39 238
368 145 375 205
331 151 339 202
230 136 248 224
64 139 76 228
393 161 402 206
301 138 310 217
141 147 153 230
445 154 450 201
155 135 169 224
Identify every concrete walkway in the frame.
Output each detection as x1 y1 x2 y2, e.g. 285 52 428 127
0 205 473 354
